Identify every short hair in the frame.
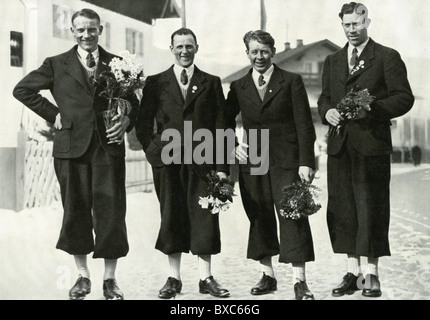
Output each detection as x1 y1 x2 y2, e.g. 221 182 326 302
71 8 101 26
339 2 368 19
243 30 275 51
170 28 198 45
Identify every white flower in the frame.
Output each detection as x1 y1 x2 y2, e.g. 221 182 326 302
198 196 212 209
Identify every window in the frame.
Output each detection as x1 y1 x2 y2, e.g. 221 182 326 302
126 28 144 57
10 31 23 67
53 5 74 41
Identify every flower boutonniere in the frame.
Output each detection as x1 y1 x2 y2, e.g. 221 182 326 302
350 60 365 75
192 85 198 93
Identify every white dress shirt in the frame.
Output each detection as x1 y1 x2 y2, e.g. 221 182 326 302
77 46 99 71
252 64 274 89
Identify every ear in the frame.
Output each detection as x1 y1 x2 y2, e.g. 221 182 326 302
169 45 174 53
271 47 277 57
195 44 199 54
98 25 104 35
365 17 371 28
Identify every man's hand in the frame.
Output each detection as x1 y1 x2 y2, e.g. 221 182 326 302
54 113 62 130
325 109 343 127
352 107 368 120
106 115 130 145
299 166 316 183
216 171 228 181
233 142 248 162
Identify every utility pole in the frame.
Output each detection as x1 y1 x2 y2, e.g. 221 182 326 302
182 0 186 28
260 0 266 31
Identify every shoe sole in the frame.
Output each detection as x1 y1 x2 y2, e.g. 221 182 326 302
158 293 178 299
362 291 382 298
250 288 277 295
199 289 230 298
332 289 359 297
69 289 91 300
158 288 182 299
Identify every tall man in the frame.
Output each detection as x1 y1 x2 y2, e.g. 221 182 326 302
135 28 230 299
13 9 139 300
318 2 414 298
225 30 317 300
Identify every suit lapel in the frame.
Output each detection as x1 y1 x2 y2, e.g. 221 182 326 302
335 44 349 87
159 66 184 107
64 46 90 90
184 66 206 111
261 65 284 109
92 46 113 97
240 69 263 107
346 38 375 84
96 46 112 81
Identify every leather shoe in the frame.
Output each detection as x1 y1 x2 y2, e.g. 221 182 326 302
199 276 230 298
362 274 382 298
103 279 124 300
69 275 91 300
158 277 182 299
251 273 277 295
294 280 315 300
332 273 360 297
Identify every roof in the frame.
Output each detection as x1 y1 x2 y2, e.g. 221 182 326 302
82 0 181 24
222 39 341 83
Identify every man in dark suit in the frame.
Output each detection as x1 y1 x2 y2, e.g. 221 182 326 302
225 30 317 300
135 28 230 299
13 8 139 300
318 2 414 298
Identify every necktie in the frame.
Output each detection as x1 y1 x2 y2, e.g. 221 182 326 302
86 53 95 68
180 69 188 85
350 47 358 70
258 74 266 87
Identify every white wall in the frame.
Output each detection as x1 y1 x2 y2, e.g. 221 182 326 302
0 0 27 147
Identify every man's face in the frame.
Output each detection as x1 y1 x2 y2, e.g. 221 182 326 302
246 40 276 74
342 12 370 47
170 34 199 68
71 16 103 52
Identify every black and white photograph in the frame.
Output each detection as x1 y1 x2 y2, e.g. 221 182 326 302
0 0 429 311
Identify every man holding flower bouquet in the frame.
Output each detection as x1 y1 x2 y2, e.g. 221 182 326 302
318 2 414 298
225 30 317 300
13 9 140 300
135 28 230 299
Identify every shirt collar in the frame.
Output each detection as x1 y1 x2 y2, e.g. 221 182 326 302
77 46 99 60
173 64 195 87
349 38 370 56
173 64 195 77
252 64 274 87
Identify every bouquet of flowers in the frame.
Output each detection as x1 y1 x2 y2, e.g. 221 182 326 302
93 50 145 128
198 170 236 214
279 180 321 220
329 88 375 136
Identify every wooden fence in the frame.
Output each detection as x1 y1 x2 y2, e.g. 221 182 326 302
23 140 153 209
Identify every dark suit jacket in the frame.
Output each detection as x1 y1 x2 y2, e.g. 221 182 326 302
318 38 414 156
135 65 229 179
225 64 316 172
13 45 139 159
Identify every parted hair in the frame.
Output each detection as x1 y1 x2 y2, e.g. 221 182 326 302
71 8 101 25
243 30 275 51
339 2 368 19
170 28 198 45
